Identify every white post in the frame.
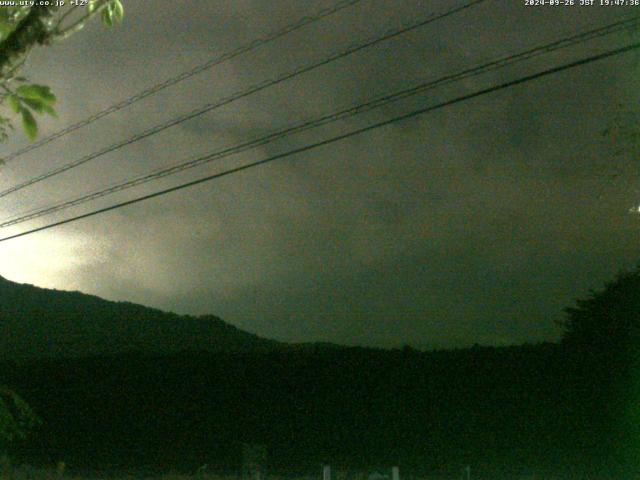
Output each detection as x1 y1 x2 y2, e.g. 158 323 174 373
323 465 331 480
391 466 399 480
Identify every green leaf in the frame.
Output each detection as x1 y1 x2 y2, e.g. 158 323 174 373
22 98 58 117
0 20 15 42
111 0 124 23
21 97 47 113
42 104 58 118
16 84 56 105
0 115 12 145
101 6 113 27
6 94 21 114
20 108 37 140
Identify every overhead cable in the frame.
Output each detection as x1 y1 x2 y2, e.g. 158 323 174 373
1 14 636 227
1 40 637 243
0 0 487 198
1 0 366 163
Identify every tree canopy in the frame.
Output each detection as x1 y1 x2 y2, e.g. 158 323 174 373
561 265 640 357
560 264 640 472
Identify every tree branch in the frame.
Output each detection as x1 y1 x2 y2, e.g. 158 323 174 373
54 1 111 40
0 6 60 79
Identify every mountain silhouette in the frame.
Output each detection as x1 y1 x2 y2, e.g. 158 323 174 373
0 271 634 478
0 275 277 359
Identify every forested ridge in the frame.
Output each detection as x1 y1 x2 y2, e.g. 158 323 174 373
0 269 637 479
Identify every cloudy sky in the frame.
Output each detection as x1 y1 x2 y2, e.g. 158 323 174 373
0 0 638 349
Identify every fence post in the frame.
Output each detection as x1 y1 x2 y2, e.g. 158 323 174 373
391 466 399 480
323 465 331 480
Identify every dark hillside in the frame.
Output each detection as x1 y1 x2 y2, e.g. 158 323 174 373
0 274 633 478
0 275 277 359
0 344 604 478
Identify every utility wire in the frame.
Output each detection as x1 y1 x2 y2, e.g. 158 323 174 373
0 0 365 163
0 0 487 198
1 40 637 244
1 15 637 228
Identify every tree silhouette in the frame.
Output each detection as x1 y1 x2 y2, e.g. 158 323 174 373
561 265 640 358
560 265 640 474
0 387 39 455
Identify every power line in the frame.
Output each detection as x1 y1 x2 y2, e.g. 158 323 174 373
2 15 637 228
0 0 487 199
1 40 637 244
0 0 365 164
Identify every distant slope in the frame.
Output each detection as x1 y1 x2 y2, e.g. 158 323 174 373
0 275 278 359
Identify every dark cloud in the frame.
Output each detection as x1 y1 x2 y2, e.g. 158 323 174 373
0 0 638 348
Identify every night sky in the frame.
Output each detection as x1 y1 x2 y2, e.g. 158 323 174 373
0 0 638 349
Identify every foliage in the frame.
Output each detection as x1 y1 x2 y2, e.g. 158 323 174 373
0 387 39 453
559 265 640 473
560 265 640 355
5 83 57 140
0 0 124 143
0 345 581 476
